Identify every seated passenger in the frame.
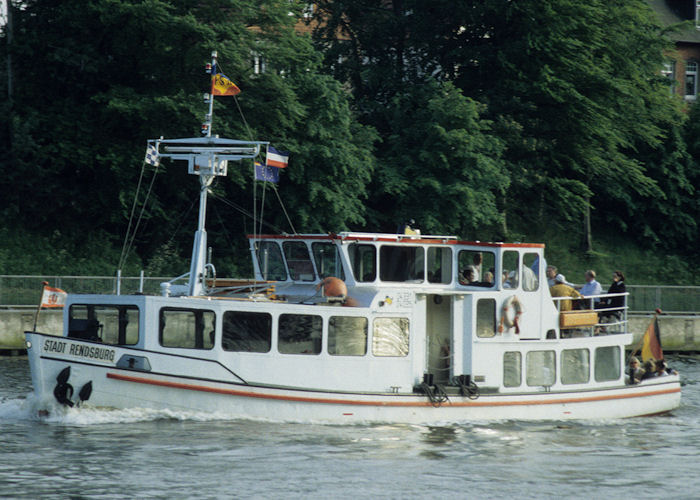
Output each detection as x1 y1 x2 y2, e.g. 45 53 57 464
640 359 656 380
459 268 477 285
550 274 582 311
627 356 644 384
654 359 678 377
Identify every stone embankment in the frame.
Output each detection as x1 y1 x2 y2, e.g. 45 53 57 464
0 308 698 353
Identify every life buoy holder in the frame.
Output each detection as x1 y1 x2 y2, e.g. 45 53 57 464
498 295 523 334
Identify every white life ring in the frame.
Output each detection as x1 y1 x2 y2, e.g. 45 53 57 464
499 295 524 334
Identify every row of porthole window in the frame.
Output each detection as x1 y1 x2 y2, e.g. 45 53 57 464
503 346 621 388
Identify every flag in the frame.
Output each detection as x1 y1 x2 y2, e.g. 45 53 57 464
211 72 241 96
144 144 160 166
40 284 67 308
266 146 289 168
641 316 663 362
255 161 279 183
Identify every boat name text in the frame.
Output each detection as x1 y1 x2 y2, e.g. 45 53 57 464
43 339 116 362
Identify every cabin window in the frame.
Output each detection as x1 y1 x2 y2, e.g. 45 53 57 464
561 348 590 385
256 241 287 281
348 243 376 282
283 241 315 281
222 311 271 353
476 298 496 338
594 346 621 382
159 308 215 350
502 251 520 289
427 247 452 284
68 304 139 345
278 313 322 355
457 249 495 287
526 350 556 387
372 317 409 356
503 351 522 387
522 253 540 291
312 242 345 280
379 245 424 282
328 316 368 356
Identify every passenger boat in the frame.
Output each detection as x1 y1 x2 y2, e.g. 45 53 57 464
24 58 680 423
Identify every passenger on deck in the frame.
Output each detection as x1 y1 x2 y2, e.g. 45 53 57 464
546 265 558 287
599 270 626 323
550 274 582 311
459 268 477 285
580 270 603 307
655 359 678 377
627 356 644 384
640 359 657 380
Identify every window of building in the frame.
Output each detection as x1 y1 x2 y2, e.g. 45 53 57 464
379 245 424 282
696 0 700 29
561 348 590 385
222 311 271 352
476 298 496 338
662 61 676 95
427 247 452 284
685 61 698 100
503 351 522 387
526 350 556 387
522 253 540 291
278 314 322 355
457 249 495 287
68 304 139 345
328 316 367 356
312 242 345 280
502 250 520 289
159 308 215 350
594 346 621 382
256 241 287 281
372 317 409 356
283 241 315 281
348 243 376 282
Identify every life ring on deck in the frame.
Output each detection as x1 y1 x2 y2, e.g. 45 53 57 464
316 277 347 299
498 295 523 334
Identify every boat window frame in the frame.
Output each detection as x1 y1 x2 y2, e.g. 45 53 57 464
68 303 139 346
282 241 316 282
278 313 323 355
158 307 215 350
255 240 288 281
348 243 377 283
379 245 424 283
221 310 272 353
560 348 590 385
372 317 410 357
328 316 368 356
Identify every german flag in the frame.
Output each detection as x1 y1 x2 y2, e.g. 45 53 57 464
641 316 663 362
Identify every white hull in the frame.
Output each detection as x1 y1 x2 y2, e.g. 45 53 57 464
26 332 681 423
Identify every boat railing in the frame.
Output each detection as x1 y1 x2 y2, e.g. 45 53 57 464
552 292 629 337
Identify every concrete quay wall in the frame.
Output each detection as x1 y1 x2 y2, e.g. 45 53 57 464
1 308 698 352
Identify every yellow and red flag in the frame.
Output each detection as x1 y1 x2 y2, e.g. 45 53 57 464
641 316 663 362
211 72 241 96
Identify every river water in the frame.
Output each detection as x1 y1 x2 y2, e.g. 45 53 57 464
1 354 699 499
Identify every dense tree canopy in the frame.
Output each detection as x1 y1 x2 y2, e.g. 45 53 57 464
0 0 698 278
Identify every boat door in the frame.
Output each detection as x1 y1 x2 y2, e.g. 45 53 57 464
425 294 452 384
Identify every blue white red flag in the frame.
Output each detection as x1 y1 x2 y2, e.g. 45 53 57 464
255 161 279 183
266 146 289 169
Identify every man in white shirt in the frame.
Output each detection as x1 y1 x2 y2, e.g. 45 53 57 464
580 270 602 305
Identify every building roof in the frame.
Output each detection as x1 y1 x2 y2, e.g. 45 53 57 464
649 0 700 43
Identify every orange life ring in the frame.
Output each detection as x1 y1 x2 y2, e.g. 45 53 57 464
498 295 523 334
317 277 347 298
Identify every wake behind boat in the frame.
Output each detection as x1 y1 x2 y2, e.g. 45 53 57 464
24 54 680 423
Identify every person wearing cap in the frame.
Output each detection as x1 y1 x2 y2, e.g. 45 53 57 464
550 274 582 311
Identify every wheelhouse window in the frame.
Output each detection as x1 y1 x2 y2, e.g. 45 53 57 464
256 241 287 281
222 311 271 352
312 242 345 280
427 247 452 284
686 61 698 101
159 308 215 350
68 304 139 345
522 253 540 291
328 316 367 356
476 298 496 338
561 348 590 385
502 250 520 289
503 352 522 387
348 243 376 282
594 346 621 382
458 249 495 287
526 350 556 387
278 313 322 355
380 245 424 282
372 317 409 356
283 241 315 281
